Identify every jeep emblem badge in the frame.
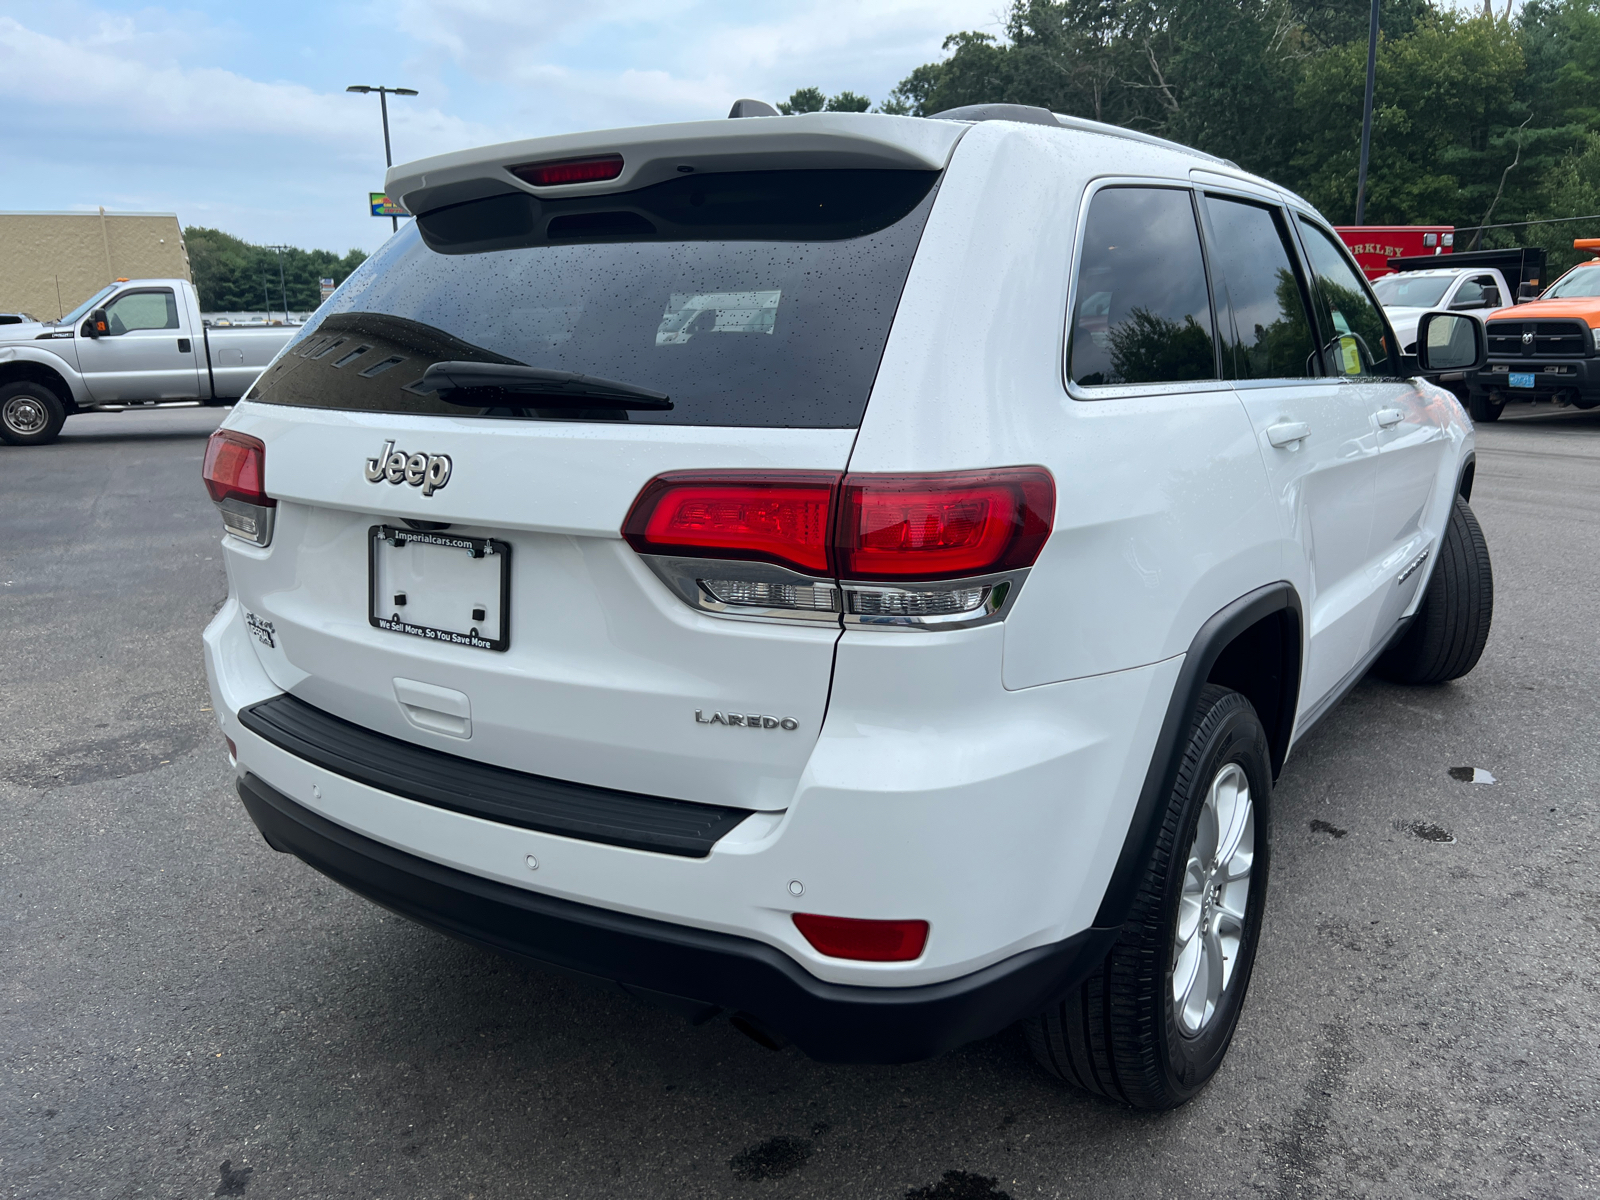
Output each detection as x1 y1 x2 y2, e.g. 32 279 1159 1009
364 440 452 496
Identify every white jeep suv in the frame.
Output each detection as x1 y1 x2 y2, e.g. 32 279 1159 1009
202 103 1493 1109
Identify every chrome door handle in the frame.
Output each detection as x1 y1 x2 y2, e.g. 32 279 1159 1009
1266 421 1311 448
1375 407 1405 428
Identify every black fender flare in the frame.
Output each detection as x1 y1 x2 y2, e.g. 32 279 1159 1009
1092 582 1302 930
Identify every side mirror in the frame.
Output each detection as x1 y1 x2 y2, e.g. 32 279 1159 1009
83 307 110 338
1415 311 1486 373
1516 282 1540 302
1448 297 1484 310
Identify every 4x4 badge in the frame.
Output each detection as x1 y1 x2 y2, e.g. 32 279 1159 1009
364 440 452 496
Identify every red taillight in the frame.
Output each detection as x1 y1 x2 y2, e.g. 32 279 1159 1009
203 430 274 506
623 468 1054 581
623 471 837 575
792 913 929 962
837 469 1054 580
509 154 625 187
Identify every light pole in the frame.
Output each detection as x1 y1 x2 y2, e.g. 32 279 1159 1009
347 85 418 232
265 245 292 322
1353 0 1379 225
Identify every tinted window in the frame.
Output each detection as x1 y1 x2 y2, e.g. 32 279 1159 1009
1297 218 1396 377
1069 187 1215 388
1203 197 1317 380
247 170 938 429
105 289 178 334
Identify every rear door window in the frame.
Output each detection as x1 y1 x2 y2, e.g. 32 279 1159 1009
1068 186 1217 389
1296 217 1397 377
1201 196 1318 380
246 169 939 429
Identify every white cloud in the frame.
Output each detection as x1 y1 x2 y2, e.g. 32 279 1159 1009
0 0 1002 250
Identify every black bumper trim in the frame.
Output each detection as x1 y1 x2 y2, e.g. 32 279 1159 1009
237 772 1117 1063
238 693 750 858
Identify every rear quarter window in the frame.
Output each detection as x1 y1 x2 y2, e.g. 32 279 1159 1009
246 169 939 429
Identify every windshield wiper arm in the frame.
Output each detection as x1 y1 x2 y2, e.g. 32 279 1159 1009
418 361 672 410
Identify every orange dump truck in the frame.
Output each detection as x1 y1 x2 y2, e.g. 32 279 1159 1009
1465 238 1600 421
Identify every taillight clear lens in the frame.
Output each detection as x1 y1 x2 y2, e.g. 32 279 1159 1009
622 472 838 575
203 430 274 506
837 469 1054 581
792 913 929 962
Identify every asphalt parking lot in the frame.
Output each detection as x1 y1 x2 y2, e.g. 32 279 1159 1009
3 404 1597 1200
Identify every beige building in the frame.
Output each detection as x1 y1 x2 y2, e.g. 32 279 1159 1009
0 210 192 321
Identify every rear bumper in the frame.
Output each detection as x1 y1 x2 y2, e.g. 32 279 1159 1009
238 770 1116 1063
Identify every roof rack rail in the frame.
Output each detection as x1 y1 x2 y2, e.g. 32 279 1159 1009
927 102 1238 169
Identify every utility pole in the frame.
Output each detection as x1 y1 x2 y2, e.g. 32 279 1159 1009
347 85 418 232
1354 0 1380 225
265 245 292 322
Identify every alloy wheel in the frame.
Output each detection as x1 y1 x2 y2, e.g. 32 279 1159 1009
1170 761 1255 1037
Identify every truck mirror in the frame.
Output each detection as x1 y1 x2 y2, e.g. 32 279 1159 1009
1516 282 1540 302
84 307 110 338
1415 311 1485 374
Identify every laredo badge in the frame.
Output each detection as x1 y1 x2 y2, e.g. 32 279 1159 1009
695 710 799 730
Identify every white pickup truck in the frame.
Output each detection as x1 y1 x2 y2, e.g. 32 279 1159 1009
0 278 297 445
1371 266 1513 354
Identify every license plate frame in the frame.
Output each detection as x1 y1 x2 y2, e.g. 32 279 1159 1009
1508 371 1536 389
368 525 512 652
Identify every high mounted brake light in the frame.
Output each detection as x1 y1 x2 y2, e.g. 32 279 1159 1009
203 429 275 546
622 467 1055 627
509 154 625 187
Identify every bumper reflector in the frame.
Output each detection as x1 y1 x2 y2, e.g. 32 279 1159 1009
792 913 929 962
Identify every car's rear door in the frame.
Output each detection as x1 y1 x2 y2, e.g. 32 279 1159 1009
222 166 942 811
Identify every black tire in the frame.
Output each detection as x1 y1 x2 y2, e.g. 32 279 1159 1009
1468 389 1504 423
1374 494 1493 685
0 380 68 446
1025 685 1272 1110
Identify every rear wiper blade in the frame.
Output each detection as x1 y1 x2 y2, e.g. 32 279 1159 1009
417 361 672 410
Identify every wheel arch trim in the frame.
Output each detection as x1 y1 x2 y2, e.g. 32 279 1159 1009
0 351 84 411
1091 581 1301 930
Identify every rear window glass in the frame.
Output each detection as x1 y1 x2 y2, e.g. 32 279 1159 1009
1370 274 1453 308
246 169 939 428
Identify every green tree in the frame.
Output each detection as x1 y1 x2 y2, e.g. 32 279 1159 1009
184 227 367 313
826 90 873 112
778 86 875 115
777 86 827 114
1519 132 1600 275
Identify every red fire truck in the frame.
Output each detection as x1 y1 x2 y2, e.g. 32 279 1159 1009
1334 225 1454 279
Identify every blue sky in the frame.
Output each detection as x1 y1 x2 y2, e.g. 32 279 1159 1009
0 0 1003 254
